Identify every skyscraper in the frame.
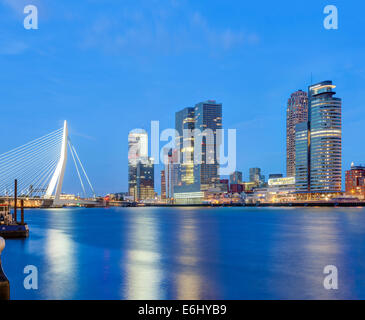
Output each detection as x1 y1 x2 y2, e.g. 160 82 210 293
174 100 223 203
309 81 342 192
136 157 155 201
175 107 195 187
162 148 179 199
295 122 310 192
286 90 308 177
128 130 154 201
193 100 222 190
128 130 148 200
295 81 342 196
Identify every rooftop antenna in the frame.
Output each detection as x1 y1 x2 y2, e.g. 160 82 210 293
310 72 313 85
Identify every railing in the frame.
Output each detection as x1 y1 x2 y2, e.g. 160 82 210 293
0 237 10 300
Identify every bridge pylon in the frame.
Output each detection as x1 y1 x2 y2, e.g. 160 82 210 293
45 120 68 205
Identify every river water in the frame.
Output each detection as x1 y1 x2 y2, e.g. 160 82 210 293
2 206 365 300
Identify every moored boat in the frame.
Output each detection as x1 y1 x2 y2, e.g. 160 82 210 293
0 204 29 239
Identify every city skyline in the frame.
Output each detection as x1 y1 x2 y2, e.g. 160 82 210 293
1 1 365 195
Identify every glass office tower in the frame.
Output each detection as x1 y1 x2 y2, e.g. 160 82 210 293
309 81 342 192
175 107 195 187
193 100 222 191
174 101 223 203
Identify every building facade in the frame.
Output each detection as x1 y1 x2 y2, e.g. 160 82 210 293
230 171 243 185
175 107 195 188
174 101 223 204
193 100 223 190
309 81 342 193
295 81 342 197
249 168 265 185
128 130 148 200
128 130 154 201
295 122 310 193
161 170 166 200
136 158 155 201
230 184 244 194
268 174 283 179
345 164 365 200
286 90 308 177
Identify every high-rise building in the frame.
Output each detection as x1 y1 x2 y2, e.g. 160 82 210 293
193 100 222 190
295 81 342 196
345 163 365 200
175 107 195 187
309 81 342 192
286 90 308 177
230 171 243 185
174 100 223 203
128 130 154 201
295 122 310 193
161 170 166 200
136 157 155 201
163 148 179 199
128 130 148 200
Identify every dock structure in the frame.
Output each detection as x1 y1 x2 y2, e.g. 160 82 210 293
0 237 10 300
0 180 29 239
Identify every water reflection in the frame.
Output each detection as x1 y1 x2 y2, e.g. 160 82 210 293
124 210 164 299
268 208 354 299
43 211 77 299
175 213 202 299
5 207 365 300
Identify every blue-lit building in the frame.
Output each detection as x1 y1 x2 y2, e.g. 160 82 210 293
295 122 309 193
295 81 342 198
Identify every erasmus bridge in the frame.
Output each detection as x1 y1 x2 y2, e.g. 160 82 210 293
0 121 97 207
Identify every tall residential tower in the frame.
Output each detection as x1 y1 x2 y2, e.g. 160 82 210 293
295 81 342 197
286 90 308 177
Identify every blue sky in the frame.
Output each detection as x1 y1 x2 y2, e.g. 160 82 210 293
1 0 364 195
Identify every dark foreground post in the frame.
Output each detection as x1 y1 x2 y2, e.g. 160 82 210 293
0 237 10 300
14 179 17 223
21 199 24 225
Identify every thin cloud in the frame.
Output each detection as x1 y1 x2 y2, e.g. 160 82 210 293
79 3 259 55
1 0 41 15
0 40 28 55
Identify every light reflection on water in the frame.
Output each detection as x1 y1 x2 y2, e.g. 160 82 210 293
175 213 202 300
2 207 365 300
124 213 164 300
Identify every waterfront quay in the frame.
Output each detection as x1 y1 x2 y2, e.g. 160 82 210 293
0 197 105 209
107 200 365 208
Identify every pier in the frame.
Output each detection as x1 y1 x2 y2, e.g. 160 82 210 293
0 180 29 239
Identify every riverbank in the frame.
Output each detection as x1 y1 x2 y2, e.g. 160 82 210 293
133 202 365 208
